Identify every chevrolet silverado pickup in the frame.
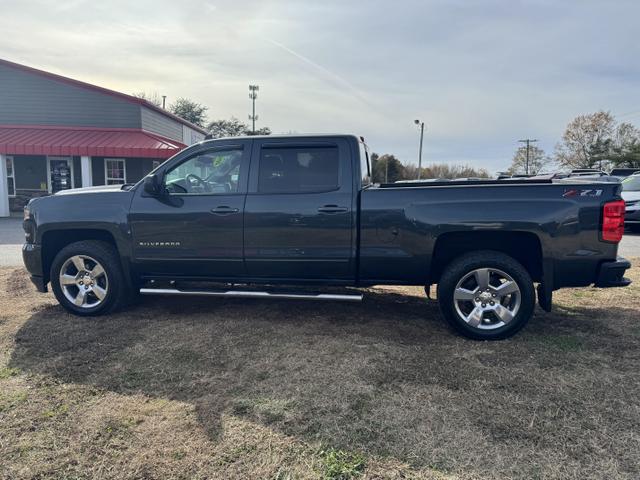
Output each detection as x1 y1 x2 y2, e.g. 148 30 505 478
22 134 631 340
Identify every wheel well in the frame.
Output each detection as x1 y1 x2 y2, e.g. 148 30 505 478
41 229 118 283
430 231 543 283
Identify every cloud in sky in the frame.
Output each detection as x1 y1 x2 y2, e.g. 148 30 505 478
1 0 639 171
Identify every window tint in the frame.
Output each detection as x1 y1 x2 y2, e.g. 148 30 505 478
165 148 243 194
258 146 340 193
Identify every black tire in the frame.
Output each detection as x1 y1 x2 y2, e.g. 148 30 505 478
50 240 127 316
437 250 535 340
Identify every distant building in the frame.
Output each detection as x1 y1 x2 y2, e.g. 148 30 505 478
0 58 206 215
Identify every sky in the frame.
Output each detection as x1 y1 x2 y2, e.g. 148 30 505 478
2 0 639 173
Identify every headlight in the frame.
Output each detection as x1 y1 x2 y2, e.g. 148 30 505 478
22 207 36 243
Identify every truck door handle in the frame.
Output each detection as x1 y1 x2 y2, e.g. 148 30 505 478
210 206 239 215
317 205 348 214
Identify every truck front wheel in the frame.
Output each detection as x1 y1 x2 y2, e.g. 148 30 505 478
50 240 126 316
437 251 535 340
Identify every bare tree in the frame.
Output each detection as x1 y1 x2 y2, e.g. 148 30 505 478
508 145 552 175
405 163 490 179
613 122 640 151
555 111 616 169
132 91 163 107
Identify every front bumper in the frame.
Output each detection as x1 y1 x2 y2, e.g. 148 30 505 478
595 257 632 288
22 243 47 292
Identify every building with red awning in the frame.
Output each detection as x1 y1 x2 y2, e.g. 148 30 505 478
0 58 206 215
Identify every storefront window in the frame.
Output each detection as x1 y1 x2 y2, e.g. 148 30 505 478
6 156 15 197
105 159 126 185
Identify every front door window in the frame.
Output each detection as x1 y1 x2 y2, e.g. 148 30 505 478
164 149 243 195
48 157 73 193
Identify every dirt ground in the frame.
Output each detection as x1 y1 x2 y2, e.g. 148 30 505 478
1 263 639 480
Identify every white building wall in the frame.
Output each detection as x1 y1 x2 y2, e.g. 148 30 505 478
183 125 205 146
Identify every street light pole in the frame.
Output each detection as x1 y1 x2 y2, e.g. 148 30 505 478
415 120 425 180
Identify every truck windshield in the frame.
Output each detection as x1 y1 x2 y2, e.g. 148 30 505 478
622 175 640 191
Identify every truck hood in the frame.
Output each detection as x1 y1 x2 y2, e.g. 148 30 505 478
54 184 130 195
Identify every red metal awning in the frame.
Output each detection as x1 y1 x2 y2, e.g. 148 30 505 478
0 125 186 159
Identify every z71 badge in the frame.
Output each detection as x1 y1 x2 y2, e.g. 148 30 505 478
563 188 603 198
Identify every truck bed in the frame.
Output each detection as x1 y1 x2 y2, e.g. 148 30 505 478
358 180 623 288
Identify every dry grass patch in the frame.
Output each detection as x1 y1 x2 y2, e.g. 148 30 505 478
0 261 639 479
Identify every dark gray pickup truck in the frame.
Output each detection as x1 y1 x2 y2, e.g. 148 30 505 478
22 134 631 339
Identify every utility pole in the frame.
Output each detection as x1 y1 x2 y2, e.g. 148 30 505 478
414 120 425 179
518 138 538 175
248 85 259 134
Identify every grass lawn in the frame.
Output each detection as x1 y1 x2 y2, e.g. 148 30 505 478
1 262 639 479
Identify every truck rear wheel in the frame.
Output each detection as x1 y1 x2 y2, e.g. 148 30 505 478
50 240 126 316
437 251 535 340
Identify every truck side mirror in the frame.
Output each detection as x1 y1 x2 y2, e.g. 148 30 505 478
143 173 163 196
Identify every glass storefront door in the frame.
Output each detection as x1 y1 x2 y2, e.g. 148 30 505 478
48 157 73 193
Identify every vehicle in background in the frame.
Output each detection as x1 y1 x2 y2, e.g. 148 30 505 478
622 173 640 231
558 169 621 183
395 178 450 183
610 168 640 179
570 168 608 176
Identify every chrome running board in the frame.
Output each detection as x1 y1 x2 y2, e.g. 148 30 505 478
139 287 363 302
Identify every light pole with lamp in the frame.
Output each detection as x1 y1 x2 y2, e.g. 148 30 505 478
414 120 425 179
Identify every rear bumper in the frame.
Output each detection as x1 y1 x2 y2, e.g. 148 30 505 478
595 257 632 288
22 243 47 292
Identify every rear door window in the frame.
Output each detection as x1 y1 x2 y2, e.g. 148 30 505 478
258 146 340 193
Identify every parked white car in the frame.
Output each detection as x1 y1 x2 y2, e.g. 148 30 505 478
622 174 640 231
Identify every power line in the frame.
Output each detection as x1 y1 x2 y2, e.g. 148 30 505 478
617 109 640 119
518 138 538 175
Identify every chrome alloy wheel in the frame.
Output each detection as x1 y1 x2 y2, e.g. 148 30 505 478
453 268 521 330
59 255 109 309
